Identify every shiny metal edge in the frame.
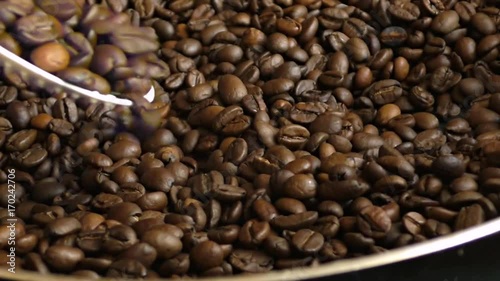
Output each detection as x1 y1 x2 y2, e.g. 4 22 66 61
144 86 155 103
0 45 157 107
2 216 500 281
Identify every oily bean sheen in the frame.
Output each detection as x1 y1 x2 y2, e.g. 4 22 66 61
0 0 499 278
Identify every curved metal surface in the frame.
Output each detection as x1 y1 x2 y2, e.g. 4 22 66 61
0 45 155 106
2 216 500 281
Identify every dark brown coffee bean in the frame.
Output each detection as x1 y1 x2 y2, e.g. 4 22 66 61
274 198 307 215
6 129 37 152
0 86 18 106
102 224 138 253
190 240 224 271
239 219 271 247
106 259 147 278
120 242 157 268
218 74 248 105
318 178 370 202
276 124 310 150
455 204 485 230
14 13 61 46
402 212 426 235
291 229 324 254
271 211 318 230
107 202 142 225
357 205 392 238
208 225 240 244
264 234 291 258
414 129 447 152
283 174 317 199
311 215 340 238
380 27 408 47
432 155 465 179
416 175 443 197
343 232 375 250
46 217 82 237
320 239 348 261
431 11 460 34
367 80 403 105
142 228 183 259
43 245 84 272
229 249 273 273
425 206 458 223
12 146 48 168
389 1 420 21
110 26 159 54
136 192 168 211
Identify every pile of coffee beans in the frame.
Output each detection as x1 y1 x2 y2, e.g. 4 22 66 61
0 0 500 279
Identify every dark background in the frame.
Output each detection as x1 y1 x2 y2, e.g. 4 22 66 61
311 232 500 281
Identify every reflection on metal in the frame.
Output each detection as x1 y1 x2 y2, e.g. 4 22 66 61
2 216 500 281
0 45 155 106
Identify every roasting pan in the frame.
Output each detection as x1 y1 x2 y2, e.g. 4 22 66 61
1 215 499 281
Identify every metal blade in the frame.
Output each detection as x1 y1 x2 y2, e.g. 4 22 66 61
0 45 154 106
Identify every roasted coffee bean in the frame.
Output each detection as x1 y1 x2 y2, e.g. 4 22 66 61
311 215 340 238
271 211 318 230
106 259 147 278
102 224 138 253
43 245 85 272
6 129 37 152
142 228 183 259
291 229 324 254
120 242 157 268
402 212 426 235
110 26 159 54
414 129 446 152
357 205 392 238
31 42 70 73
432 155 465 179
343 232 375 250
57 68 111 94
367 80 403 105
274 198 307 215
158 253 190 276
190 240 224 271
14 13 61 46
380 27 408 47
107 202 142 225
264 234 291 258
389 1 420 21
455 204 485 230
283 174 317 199
218 74 248 105
46 217 82 237
229 249 273 273
239 219 271 247
12 146 48 168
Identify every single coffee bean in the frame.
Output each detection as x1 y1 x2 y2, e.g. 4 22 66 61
43 245 84 272
238 219 271 247
142 228 183 259
190 240 224 271
14 13 62 46
30 42 70 73
455 204 485 231
229 249 273 273
402 212 426 235
357 205 392 238
6 129 37 152
291 229 324 254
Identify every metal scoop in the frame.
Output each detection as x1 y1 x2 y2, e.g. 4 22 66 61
0 45 155 106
